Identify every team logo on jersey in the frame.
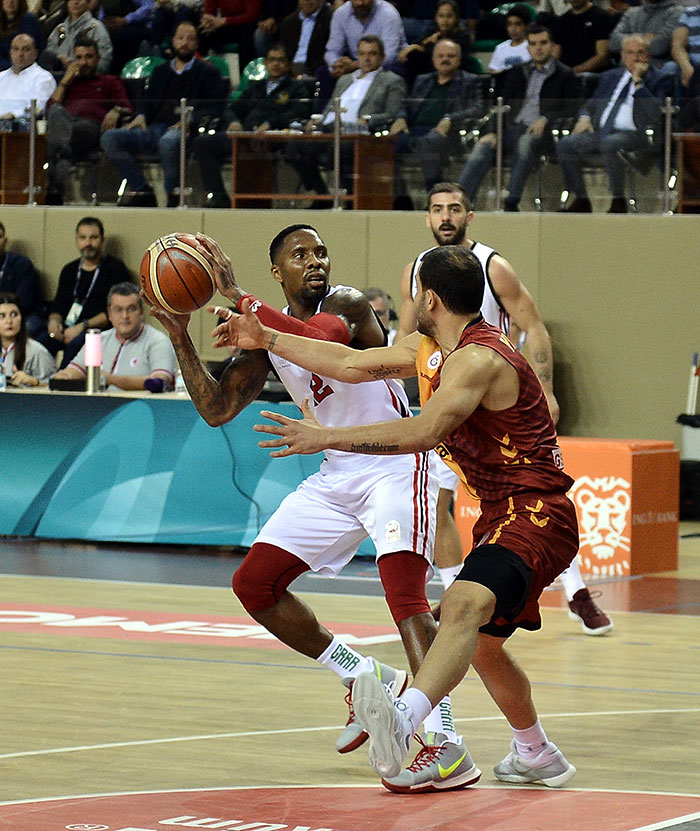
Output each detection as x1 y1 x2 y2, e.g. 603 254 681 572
569 475 631 576
427 350 442 371
384 520 401 542
249 299 262 313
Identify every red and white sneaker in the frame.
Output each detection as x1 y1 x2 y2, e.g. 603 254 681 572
567 588 613 636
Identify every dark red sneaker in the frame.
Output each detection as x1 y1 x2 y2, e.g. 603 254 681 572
567 588 613 636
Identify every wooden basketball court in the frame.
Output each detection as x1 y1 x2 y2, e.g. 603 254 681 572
1 526 699 831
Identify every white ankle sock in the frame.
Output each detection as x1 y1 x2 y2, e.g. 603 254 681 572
559 560 586 602
511 719 549 760
423 695 459 743
399 688 432 732
317 637 373 680
438 564 463 588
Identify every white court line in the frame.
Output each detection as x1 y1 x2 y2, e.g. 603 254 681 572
2 707 699 761
627 812 700 831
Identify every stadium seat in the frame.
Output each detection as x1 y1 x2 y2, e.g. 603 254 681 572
229 57 267 101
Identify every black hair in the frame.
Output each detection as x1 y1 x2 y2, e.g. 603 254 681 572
76 216 104 237
419 246 484 315
0 292 27 370
526 22 552 38
508 4 534 25
108 281 142 309
269 224 318 264
358 34 385 56
426 181 471 211
266 41 291 60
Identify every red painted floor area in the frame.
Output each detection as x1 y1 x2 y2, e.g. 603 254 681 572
1 786 699 831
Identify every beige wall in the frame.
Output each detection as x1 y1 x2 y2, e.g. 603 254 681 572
2 206 697 446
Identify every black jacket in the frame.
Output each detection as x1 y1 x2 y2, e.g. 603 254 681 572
279 4 333 75
142 58 227 126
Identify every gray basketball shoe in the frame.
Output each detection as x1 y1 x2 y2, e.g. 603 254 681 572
494 740 576 787
381 732 482 793
336 659 408 754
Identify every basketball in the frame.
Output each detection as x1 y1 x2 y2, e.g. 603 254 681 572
139 233 216 314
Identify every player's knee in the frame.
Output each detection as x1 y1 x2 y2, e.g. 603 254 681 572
232 542 308 615
378 551 431 624
441 580 496 629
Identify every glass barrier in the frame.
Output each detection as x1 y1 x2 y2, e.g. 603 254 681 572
1 94 689 213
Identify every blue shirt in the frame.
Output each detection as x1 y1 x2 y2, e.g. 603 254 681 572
294 7 320 64
324 0 407 68
678 6 700 65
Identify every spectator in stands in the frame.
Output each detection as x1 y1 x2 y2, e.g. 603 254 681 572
550 0 613 75
397 0 479 43
0 221 44 337
458 24 580 211
41 0 113 72
193 42 310 207
0 32 55 119
672 6 700 90
150 0 202 55
0 293 55 386
557 34 671 212
100 21 226 207
363 286 397 343
398 0 474 88
609 0 683 72
198 0 260 71
322 0 406 99
39 217 131 368
253 0 295 58
279 0 332 77
391 38 484 204
97 0 154 75
488 3 532 73
45 36 132 205
54 282 177 391
0 0 43 70
289 34 405 204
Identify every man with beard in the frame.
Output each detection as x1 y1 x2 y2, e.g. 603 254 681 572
394 181 613 635
38 216 131 367
147 225 478 794
100 21 226 207
45 36 132 205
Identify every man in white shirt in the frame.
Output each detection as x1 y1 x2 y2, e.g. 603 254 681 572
488 4 533 73
0 34 56 120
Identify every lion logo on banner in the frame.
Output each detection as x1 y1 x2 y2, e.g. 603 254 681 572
569 475 631 576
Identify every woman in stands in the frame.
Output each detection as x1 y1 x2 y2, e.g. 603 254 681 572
0 293 55 386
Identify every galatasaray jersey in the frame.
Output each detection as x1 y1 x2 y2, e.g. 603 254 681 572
416 316 573 502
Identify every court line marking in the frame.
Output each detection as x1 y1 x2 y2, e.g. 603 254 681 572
628 812 700 831
1 707 699 761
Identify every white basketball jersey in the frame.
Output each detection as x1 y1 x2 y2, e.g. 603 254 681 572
410 242 510 335
268 286 413 469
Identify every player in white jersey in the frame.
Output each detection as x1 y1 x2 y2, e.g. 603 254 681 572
396 182 612 636
147 225 474 790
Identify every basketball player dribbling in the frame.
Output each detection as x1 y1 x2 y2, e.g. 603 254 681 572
145 224 480 794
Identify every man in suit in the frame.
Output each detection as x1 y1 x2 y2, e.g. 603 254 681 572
557 34 671 212
289 34 405 205
193 43 312 208
279 0 332 77
457 24 580 211
100 21 226 207
391 38 484 202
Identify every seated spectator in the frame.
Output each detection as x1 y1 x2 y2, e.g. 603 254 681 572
53 282 177 391
550 0 613 75
557 34 672 212
279 0 332 77
289 34 405 203
488 4 532 73
193 42 311 207
45 36 133 205
391 38 484 202
41 0 113 72
97 0 154 75
150 0 202 54
253 0 295 58
458 24 580 211
198 0 260 72
100 21 226 207
0 0 43 70
608 0 684 73
672 6 700 90
0 221 44 337
396 0 478 43
363 286 397 343
0 292 55 386
398 0 474 88
0 32 55 119
38 216 131 367
321 0 406 99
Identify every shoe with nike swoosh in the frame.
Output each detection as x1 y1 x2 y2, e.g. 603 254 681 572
381 732 481 793
336 659 408 754
494 740 576 787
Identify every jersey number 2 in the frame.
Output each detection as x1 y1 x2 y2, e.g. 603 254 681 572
310 373 334 405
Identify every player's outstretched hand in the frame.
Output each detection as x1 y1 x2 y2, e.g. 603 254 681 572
209 298 269 350
141 290 190 336
194 233 241 300
255 399 326 457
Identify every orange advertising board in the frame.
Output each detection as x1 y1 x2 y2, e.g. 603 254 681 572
454 438 680 577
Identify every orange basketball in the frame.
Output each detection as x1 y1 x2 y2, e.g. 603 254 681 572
140 233 216 314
